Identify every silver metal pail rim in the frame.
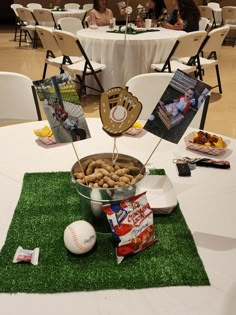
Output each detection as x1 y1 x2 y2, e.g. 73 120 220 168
71 153 145 234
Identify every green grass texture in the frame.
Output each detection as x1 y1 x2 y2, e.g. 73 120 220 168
0 172 209 293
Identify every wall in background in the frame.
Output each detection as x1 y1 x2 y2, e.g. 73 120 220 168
1 0 234 25
11 0 206 22
0 0 14 25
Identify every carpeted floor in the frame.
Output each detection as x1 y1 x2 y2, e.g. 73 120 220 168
0 172 209 293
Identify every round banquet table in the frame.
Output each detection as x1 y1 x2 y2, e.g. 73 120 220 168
52 9 86 25
0 118 236 315
77 27 186 90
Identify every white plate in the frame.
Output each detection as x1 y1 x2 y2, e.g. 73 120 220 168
136 175 177 214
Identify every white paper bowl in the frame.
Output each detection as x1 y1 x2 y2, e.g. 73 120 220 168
136 175 177 214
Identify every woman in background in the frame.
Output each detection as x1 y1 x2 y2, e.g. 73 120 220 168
89 0 113 26
146 0 167 23
164 0 200 32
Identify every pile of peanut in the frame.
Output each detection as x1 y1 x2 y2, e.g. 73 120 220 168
73 159 144 188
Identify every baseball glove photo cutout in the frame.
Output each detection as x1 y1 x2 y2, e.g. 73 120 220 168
100 87 143 137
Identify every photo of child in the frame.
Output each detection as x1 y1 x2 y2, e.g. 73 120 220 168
144 70 211 144
161 88 195 117
34 73 91 143
155 87 196 130
52 100 68 122
50 98 87 141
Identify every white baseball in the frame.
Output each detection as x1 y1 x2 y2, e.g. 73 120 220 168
64 220 96 254
110 106 127 122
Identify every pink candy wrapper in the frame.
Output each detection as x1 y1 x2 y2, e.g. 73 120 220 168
13 246 40 265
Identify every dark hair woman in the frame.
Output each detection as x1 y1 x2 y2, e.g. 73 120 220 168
147 0 167 22
89 0 113 26
164 0 201 32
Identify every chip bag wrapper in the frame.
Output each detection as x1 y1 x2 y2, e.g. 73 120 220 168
103 192 157 264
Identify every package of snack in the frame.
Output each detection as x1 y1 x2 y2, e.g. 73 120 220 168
103 192 157 264
13 246 40 265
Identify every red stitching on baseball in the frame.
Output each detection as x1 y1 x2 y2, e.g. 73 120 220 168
68 226 89 251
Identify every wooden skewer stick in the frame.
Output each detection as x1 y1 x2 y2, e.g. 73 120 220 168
123 0 130 87
112 137 118 164
71 142 88 185
139 137 163 175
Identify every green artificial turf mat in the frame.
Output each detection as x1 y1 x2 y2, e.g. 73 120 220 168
0 172 209 293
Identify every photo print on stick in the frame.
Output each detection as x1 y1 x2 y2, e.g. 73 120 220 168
34 73 91 143
144 69 211 143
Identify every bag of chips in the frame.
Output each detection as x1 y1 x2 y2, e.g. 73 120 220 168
103 191 157 264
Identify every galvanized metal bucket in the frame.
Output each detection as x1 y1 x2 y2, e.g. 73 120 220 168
71 153 145 233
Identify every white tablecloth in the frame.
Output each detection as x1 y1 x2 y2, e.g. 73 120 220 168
52 9 86 24
0 119 236 315
77 27 185 90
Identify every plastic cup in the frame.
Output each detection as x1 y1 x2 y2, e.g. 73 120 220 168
109 18 116 29
145 19 152 29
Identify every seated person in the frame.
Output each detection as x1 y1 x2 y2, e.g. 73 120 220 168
136 0 167 27
146 0 167 24
164 0 200 32
160 88 195 117
89 0 113 27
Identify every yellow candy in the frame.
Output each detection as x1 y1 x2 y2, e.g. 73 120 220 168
34 126 53 137
41 126 51 137
33 129 42 137
133 122 143 129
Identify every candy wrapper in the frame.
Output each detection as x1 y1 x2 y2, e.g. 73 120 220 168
103 192 157 264
13 246 40 265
